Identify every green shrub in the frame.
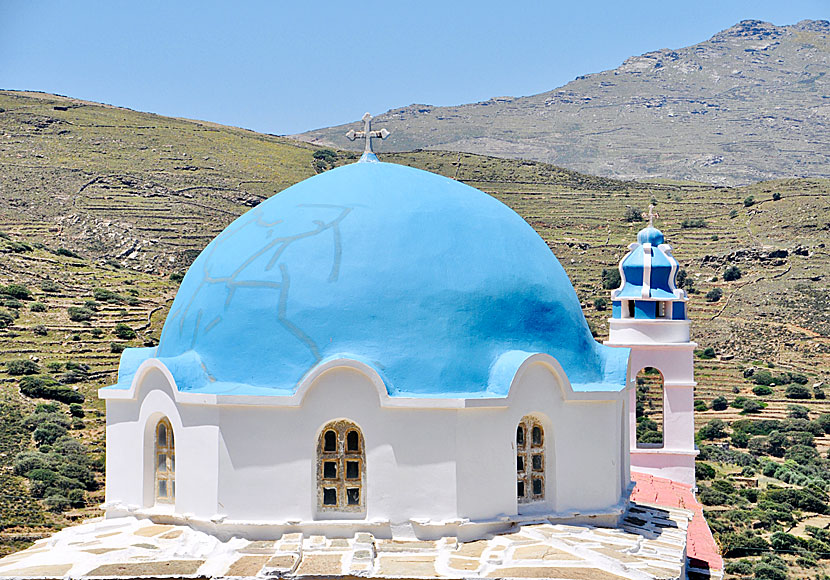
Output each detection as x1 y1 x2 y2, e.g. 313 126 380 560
785 383 811 400
93 287 125 304
743 195 755 207
68 403 84 418
729 209 738 218
110 342 126 354
67 306 93 322
169 272 185 283
723 265 741 281
114 323 137 339
711 396 728 411
724 560 753 575
91 327 103 338
40 280 60 293
55 247 81 259
694 399 708 412
30 302 46 312
67 488 86 507
0 309 14 328
601 268 621 290
1 283 33 300
593 297 607 311
13 451 47 476
696 347 716 359
788 404 810 419
2 297 22 309
705 288 723 302
43 493 70 512
32 325 48 336
6 359 40 375
752 385 772 396
698 419 727 440
639 430 663 444
19 375 84 404
741 400 763 414
772 192 781 201
696 463 716 480
33 422 68 445
624 207 643 222
681 217 707 228
23 411 70 432
731 431 750 448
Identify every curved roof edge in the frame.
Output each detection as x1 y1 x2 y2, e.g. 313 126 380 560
100 344 629 405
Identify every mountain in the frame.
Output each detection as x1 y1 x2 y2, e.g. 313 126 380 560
295 20 830 186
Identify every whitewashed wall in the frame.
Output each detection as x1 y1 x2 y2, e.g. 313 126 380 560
102 357 629 539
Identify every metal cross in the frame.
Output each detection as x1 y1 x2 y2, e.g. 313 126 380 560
346 112 390 162
646 204 659 227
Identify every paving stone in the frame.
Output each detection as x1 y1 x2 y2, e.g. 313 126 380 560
132 524 176 537
159 529 184 539
240 540 278 554
376 539 437 552
447 557 480 571
329 538 350 548
0 563 72 577
265 553 300 571
487 566 629 579
454 540 488 558
225 555 270 577
511 544 583 561
86 559 204 576
95 531 121 539
131 542 159 550
82 547 121 555
377 555 440 577
294 553 343 576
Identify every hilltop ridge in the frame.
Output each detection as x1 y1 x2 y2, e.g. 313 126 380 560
296 19 830 186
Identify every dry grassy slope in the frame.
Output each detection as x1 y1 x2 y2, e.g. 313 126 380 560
0 91 828 548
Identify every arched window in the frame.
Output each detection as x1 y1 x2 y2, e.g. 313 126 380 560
636 367 664 448
318 420 364 512
516 416 544 503
155 417 175 503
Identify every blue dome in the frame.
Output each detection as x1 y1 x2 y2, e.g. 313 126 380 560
125 162 626 398
637 226 664 246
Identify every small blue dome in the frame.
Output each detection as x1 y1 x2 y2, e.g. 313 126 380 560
637 226 664 246
128 162 626 398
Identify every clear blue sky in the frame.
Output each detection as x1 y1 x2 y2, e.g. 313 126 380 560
1 0 826 135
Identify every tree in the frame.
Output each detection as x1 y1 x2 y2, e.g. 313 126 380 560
752 385 772 396
744 195 755 207
1 284 33 300
593 298 607 311
113 323 137 340
624 207 643 222
723 265 741 281
601 268 621 290
741 400 763 414
711 396 728 411
67 306 93 322
705 288 723 302
772 192 782 201
6 359 40 375
698 419 727 440
788 404 810 419
785 384 811 400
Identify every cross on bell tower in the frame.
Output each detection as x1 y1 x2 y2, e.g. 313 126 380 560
346 112 390 163
646 204 659 228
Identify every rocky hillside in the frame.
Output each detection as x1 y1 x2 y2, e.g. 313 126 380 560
0 92 828 572
297 20 830 186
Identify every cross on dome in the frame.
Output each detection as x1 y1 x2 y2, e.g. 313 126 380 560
646 204 659 228
346 112 390 163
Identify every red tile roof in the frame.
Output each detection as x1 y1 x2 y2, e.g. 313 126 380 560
631 471 724 573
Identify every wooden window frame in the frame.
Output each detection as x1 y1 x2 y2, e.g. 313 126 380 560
517 416 545 504
317 421 365 513
154 417 175 504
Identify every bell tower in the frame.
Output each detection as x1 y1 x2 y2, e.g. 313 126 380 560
604 206 698 486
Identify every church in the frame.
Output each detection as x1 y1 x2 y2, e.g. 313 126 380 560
0 118 720 580
98 118 697 546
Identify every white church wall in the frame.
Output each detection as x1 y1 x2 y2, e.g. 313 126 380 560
103 357 629 537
